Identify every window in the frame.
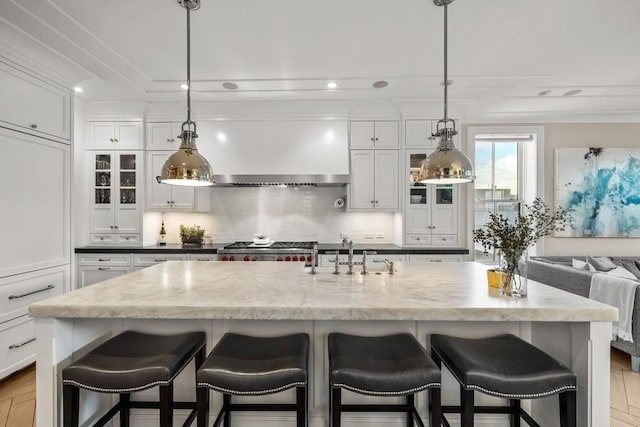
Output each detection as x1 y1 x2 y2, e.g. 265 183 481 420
469 129 541 262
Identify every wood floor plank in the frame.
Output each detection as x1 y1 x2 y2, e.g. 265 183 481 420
0 399 10 426
612 371 630 412
5 399 34 427
624 370 640 409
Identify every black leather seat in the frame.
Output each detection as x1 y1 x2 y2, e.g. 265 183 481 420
328 333 441 427
196 332 309 427
430 333 577 427
62 330 206 427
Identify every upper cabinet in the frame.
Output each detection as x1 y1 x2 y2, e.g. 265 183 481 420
0 60 70 141
349 150 399 210
88 121 142 150
146 151 196 210
350 121 399 148
404 119 460 148
146 122 183 150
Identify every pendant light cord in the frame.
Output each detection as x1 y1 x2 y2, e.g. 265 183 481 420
186 5 192 127
443 1 448 123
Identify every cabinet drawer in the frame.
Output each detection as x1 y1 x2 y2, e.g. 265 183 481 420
406 235 432 245
77 254 132 266
431 234 458 246
0 317 36 378
117 234 140 244
0 267 66 323
90 234 115 244
408 254 465 262
189 254 218 261
133 254 188 267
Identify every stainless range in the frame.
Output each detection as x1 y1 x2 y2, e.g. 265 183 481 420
217 241 317 265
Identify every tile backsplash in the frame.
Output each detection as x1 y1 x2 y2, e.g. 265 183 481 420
143 187 397 244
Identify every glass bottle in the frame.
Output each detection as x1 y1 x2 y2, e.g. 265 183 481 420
158 220 167 246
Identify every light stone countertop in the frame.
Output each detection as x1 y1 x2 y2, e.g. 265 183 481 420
29 261 618 322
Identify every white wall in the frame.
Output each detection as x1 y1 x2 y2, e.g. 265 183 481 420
463 123 640 257
143 186 396 244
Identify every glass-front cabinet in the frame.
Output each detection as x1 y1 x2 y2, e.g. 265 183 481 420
405 149 459 246
89 151 141 244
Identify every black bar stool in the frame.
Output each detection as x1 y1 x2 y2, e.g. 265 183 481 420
430 333 577 427
328 332 442 427
196 332 309 427
62 330 206 427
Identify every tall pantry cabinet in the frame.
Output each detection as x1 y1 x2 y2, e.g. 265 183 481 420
0 56 71 379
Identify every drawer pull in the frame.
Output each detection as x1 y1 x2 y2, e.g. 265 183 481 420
98 267 111 271
8 284 55 300
98 258 111 262
9 337 36 350
154 259 167 262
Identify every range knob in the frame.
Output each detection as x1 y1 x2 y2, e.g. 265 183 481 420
243 256 250 262
221 256 229 261
252 257 258 261
306 255 313 262
277 257 283 261
229 256 235 261
292 256 299 261
285 256 291 262
299 257 306 262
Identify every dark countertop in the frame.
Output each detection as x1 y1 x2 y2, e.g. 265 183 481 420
76 243 469 255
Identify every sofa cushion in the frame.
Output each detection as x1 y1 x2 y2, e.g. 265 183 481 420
613 259 640 280
587 255 617 272
606 266 640 281
572 258 595 272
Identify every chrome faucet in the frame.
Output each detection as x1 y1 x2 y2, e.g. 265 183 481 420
385 259 395 275
361 250 368 275
332 251 340 275
342 237 354 275
309 244 318 275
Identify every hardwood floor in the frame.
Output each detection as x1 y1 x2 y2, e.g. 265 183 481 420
2 350 640 426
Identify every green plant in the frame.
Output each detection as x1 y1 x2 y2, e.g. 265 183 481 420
180 224 205 244
473 197 570 292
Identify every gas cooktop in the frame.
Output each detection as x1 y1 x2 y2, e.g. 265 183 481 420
223 241 317 250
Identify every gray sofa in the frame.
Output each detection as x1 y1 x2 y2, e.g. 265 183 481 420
526 256 640 371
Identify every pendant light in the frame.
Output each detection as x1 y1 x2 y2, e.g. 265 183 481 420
159 0 214 187
419 0 474 184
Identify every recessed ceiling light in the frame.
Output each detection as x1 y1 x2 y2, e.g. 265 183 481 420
222 82 238 90
326 82 338 89
440 80 454 87
563 89 582 96
372 80 388 89
73 86 83 93
180 83 189 90
538 90 551 96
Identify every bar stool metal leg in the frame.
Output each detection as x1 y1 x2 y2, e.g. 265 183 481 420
406 394 415 427
63 384 79 427
509 399 520 427
120 393 130 427
559 390 577 427
196 387 209 427
331 387 342 427
460 387 474 427
296 386 306 427
159 384 173 427
429 387 442 427
223 393 231 427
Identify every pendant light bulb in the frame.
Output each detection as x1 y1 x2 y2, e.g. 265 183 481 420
419 0 474 185
159 0 214 187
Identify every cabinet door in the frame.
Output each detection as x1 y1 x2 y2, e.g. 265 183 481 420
405 120 437 148
78 266 130 287
0 128 70 278
373 121 399 148
88 122 116 149
90 151 115 233
349 121 375 148
0 61 70 140
349 150 375 209
146 151 195 210
431 185 457 235
114 122 142 149
373 150 399 209
115 152 141 234
146 122 175 150
170 185 196 210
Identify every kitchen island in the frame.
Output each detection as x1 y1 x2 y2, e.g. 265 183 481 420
30 261 616 427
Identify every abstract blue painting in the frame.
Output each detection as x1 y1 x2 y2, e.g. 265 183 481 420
555 147 640 237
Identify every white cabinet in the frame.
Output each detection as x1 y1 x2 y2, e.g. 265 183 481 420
146 122 183 150
0 316 37 379
88 121 142 149
404 119 459 148
407 254 465 262
146 151 195 210
133 253 188 270
77 253 132 288
405 149 459 246
350 121 399 148
349 150 399 210
89 151 142 243
0 59 71 141
0 128 70 278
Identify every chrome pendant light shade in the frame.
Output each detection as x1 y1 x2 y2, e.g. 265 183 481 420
159 0 214 187
419 0 474 184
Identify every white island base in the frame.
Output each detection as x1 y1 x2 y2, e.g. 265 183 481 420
30 262 615 426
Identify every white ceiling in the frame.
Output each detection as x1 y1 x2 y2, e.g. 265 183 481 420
2 0 640 121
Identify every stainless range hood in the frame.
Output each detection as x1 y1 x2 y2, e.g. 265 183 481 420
197 120 350 187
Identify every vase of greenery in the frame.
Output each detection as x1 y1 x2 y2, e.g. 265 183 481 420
180 224 205 247
473 198 569 297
